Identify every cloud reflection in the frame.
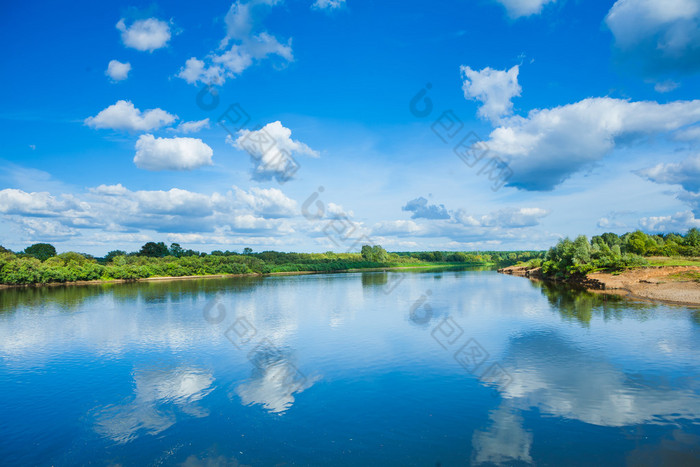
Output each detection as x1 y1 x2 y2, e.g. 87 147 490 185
233 341 318 414
94 365 214 443
472 404 533 465
497 331 700 427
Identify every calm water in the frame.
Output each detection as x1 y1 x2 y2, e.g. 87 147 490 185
1 269 700 466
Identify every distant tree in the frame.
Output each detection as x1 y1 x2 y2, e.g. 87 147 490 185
0 245 10 253
625 231 649 256
139 242 169 258
600 232 621 248
686 228 700 247
169 243 184 258
105 250 126 263
243 247 254 255
371 245 388 262
361 245 373 261
24 243 56 261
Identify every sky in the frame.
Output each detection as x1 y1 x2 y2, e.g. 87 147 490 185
1 0 700 255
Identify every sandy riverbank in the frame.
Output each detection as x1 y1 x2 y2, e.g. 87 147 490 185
499 265 700 307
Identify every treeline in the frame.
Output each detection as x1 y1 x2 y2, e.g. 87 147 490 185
0 241 543 286
541 229 700 278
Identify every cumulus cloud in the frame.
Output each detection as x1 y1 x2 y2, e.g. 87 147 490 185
636 153 700 216
134 134 214 171
372 203 550 247
116 18 171 52
639 211 700 231
171 118 210 134
674 125 700 142
493 0 556 18
312 0 346 9
605 0 700 75
456 207 550 228
0 181 303 248
636 153 700 193
16 218 79 241
178 1 292 85
234 186 297 218
461 65 521 123
486 97 700 190
85 100 177 132
105 60 131 81
177 58 224 85
229 121 318 182
402 197 450 220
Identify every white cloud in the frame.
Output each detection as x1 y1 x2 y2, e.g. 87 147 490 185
486 97 700 190
178 1 292 86
116 18 171 52
637 153 700 216
312 0 346 10
177 58 224 85
654 80 680 93
229 121 318 182
0 189 78 216
0 180 305 248
134 134 214 171
639 211 700 231
461 65 521 123
371 204 550 244
172 118 210 134
234 186 297 218
85 100 177 132
402 197 450 220
16 218 79 241
462 207 550 228
133 189 216 216
674 125 700 141
605 0 700 74
105 60 131 81
494 0 556 18
636 153 700 193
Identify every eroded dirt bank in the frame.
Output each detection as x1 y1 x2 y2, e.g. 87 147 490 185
498 265 700 307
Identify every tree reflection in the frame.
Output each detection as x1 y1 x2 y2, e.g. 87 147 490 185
537 281 653 326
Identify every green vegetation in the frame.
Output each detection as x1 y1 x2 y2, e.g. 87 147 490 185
0 242 544 286
542 229 700 279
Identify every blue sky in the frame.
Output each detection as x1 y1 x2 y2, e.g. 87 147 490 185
2 0 700 255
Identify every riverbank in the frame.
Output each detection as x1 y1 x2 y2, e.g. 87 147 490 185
0 262 482 290
498 265 700 306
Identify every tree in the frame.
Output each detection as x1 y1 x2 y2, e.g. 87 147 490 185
24 243 56 261
105 250 126 263
361 245 373 261
371 245 388 262
139 242 169 258
625 231 649 256
242 247 254 255
169 243 184 258
686 228 700 247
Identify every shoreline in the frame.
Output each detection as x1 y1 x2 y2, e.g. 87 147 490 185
498 265 700 307
0 263 481 290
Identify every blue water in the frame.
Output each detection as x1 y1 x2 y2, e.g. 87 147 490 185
1 269 699 465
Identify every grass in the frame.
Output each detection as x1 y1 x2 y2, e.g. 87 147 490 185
646 256 700 267
668 271 700 282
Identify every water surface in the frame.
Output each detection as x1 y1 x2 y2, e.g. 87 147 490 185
1 270 699 465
